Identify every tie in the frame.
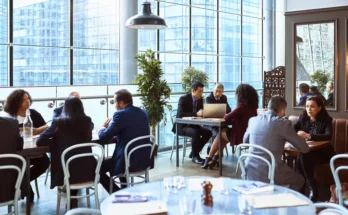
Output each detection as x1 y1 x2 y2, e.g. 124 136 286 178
193 100 197 113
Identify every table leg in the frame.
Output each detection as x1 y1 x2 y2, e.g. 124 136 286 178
176 123 179 167
218 125 222 176
25 156 31 215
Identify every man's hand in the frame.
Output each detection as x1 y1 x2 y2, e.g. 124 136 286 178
197 109 203 117
102 118 112 128
297 131 310 139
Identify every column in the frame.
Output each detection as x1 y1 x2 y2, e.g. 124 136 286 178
119 0 138 84
263 0 274 71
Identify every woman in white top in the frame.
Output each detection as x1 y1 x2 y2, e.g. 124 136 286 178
3 89 49 202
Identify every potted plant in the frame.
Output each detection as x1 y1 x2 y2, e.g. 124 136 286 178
133 49 172 140
181 66 209 93
310 70 333 94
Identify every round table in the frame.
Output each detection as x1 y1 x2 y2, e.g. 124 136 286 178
101 177 315 215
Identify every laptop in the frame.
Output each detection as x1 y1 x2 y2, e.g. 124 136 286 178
203 104 226 118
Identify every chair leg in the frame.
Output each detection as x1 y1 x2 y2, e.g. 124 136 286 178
7 205 12 214
44 164 50 185
232 145 235 154
86 188 91 208
34 179 40 198
109 177 113 194
56 189 61 215
94 186 100 209
145 170 149 183
170 136 176 160
182 138 187 163
225 146 228 156
66 189 71 211
131 177 134 186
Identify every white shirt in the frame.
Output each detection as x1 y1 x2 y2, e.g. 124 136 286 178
1 111 26 124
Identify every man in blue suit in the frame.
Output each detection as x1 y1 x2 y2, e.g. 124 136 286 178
52 91 80 119
98 89 151 192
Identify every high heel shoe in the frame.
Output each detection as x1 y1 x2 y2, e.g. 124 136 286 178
201 157 212 169
210 155 220 168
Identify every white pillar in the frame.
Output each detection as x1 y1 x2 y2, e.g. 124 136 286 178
263 0 274 71
119 0 138 84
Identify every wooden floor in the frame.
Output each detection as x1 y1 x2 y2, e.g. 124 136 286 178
0 146 239 215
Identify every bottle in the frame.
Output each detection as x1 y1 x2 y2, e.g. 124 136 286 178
23 109 33 148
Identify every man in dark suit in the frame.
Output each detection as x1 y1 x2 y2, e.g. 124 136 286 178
52 91 80 119
173 82 212 164
298 83 312 106
98 89 151 193
326 81 334 106
206 83 231 138
0 117 23 203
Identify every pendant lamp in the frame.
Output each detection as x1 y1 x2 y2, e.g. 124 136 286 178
125 1 167 29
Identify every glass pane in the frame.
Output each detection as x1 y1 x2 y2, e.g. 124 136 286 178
219 57 241 90
219 13 241 56
73 49 119 85
13 0 69 47
74 0 118 49
82 98 107 129
0 45 7 86
191 55 217 83
243 0 262 18
57 85 107 97
191 8 217 54
159 3 189 53
13 46 70 86
220 0 241 14
224 91 237 108
160 53 189 83
242 57 262 89
0 0 8 43
192 0 216 10
242 17 262 57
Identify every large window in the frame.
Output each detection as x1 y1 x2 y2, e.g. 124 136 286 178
1 0 119 86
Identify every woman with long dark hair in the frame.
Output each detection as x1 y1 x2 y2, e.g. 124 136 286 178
2 89 49 202
201 84 259 169
294 96 335 201
309 85 327 105
36 96 96 208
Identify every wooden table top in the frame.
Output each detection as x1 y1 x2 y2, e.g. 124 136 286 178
284 141 331 156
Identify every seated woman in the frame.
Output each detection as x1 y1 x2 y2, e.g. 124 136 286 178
36 96 96 208
201 84 259 169
2 89 49 201
294 96 335 201
309 85 327 105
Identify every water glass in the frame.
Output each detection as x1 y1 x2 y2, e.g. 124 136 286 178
179 197 196 215
238 194 252 215
163 176 185 193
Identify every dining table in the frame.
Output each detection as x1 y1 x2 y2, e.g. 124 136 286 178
100 176 316 215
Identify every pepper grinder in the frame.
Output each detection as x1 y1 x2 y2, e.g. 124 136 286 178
201 180 213 206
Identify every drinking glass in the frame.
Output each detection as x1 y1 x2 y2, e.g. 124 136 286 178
179 197 196 215
238 194 252 215
163 176 185 193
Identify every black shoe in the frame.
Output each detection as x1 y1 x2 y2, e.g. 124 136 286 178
192 156 204 164
201 157 212 169
189 152 193 158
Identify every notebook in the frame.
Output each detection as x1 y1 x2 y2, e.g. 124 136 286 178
105 200 168 215
232 182 274 195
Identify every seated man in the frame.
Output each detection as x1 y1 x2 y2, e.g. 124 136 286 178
52 91 80 119
98 89 152 192
205 83 231 139
326 82 334 106
172 81 212 164
243 95 309 191
298 83 312 106
0 117 23 203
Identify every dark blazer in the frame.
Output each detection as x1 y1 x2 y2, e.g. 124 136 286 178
36 116 96 189
98 105 152 176
172 93 204 132
0 117 23 203
52 106 63 119
298 93 313 106
327 92 334 106
206 92 231 113
293 113 333 141
224 104 257 146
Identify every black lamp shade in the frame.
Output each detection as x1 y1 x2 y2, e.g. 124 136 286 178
126 2 167 29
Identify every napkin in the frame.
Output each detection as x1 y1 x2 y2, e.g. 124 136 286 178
105 200 167 215
248 193 309 209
